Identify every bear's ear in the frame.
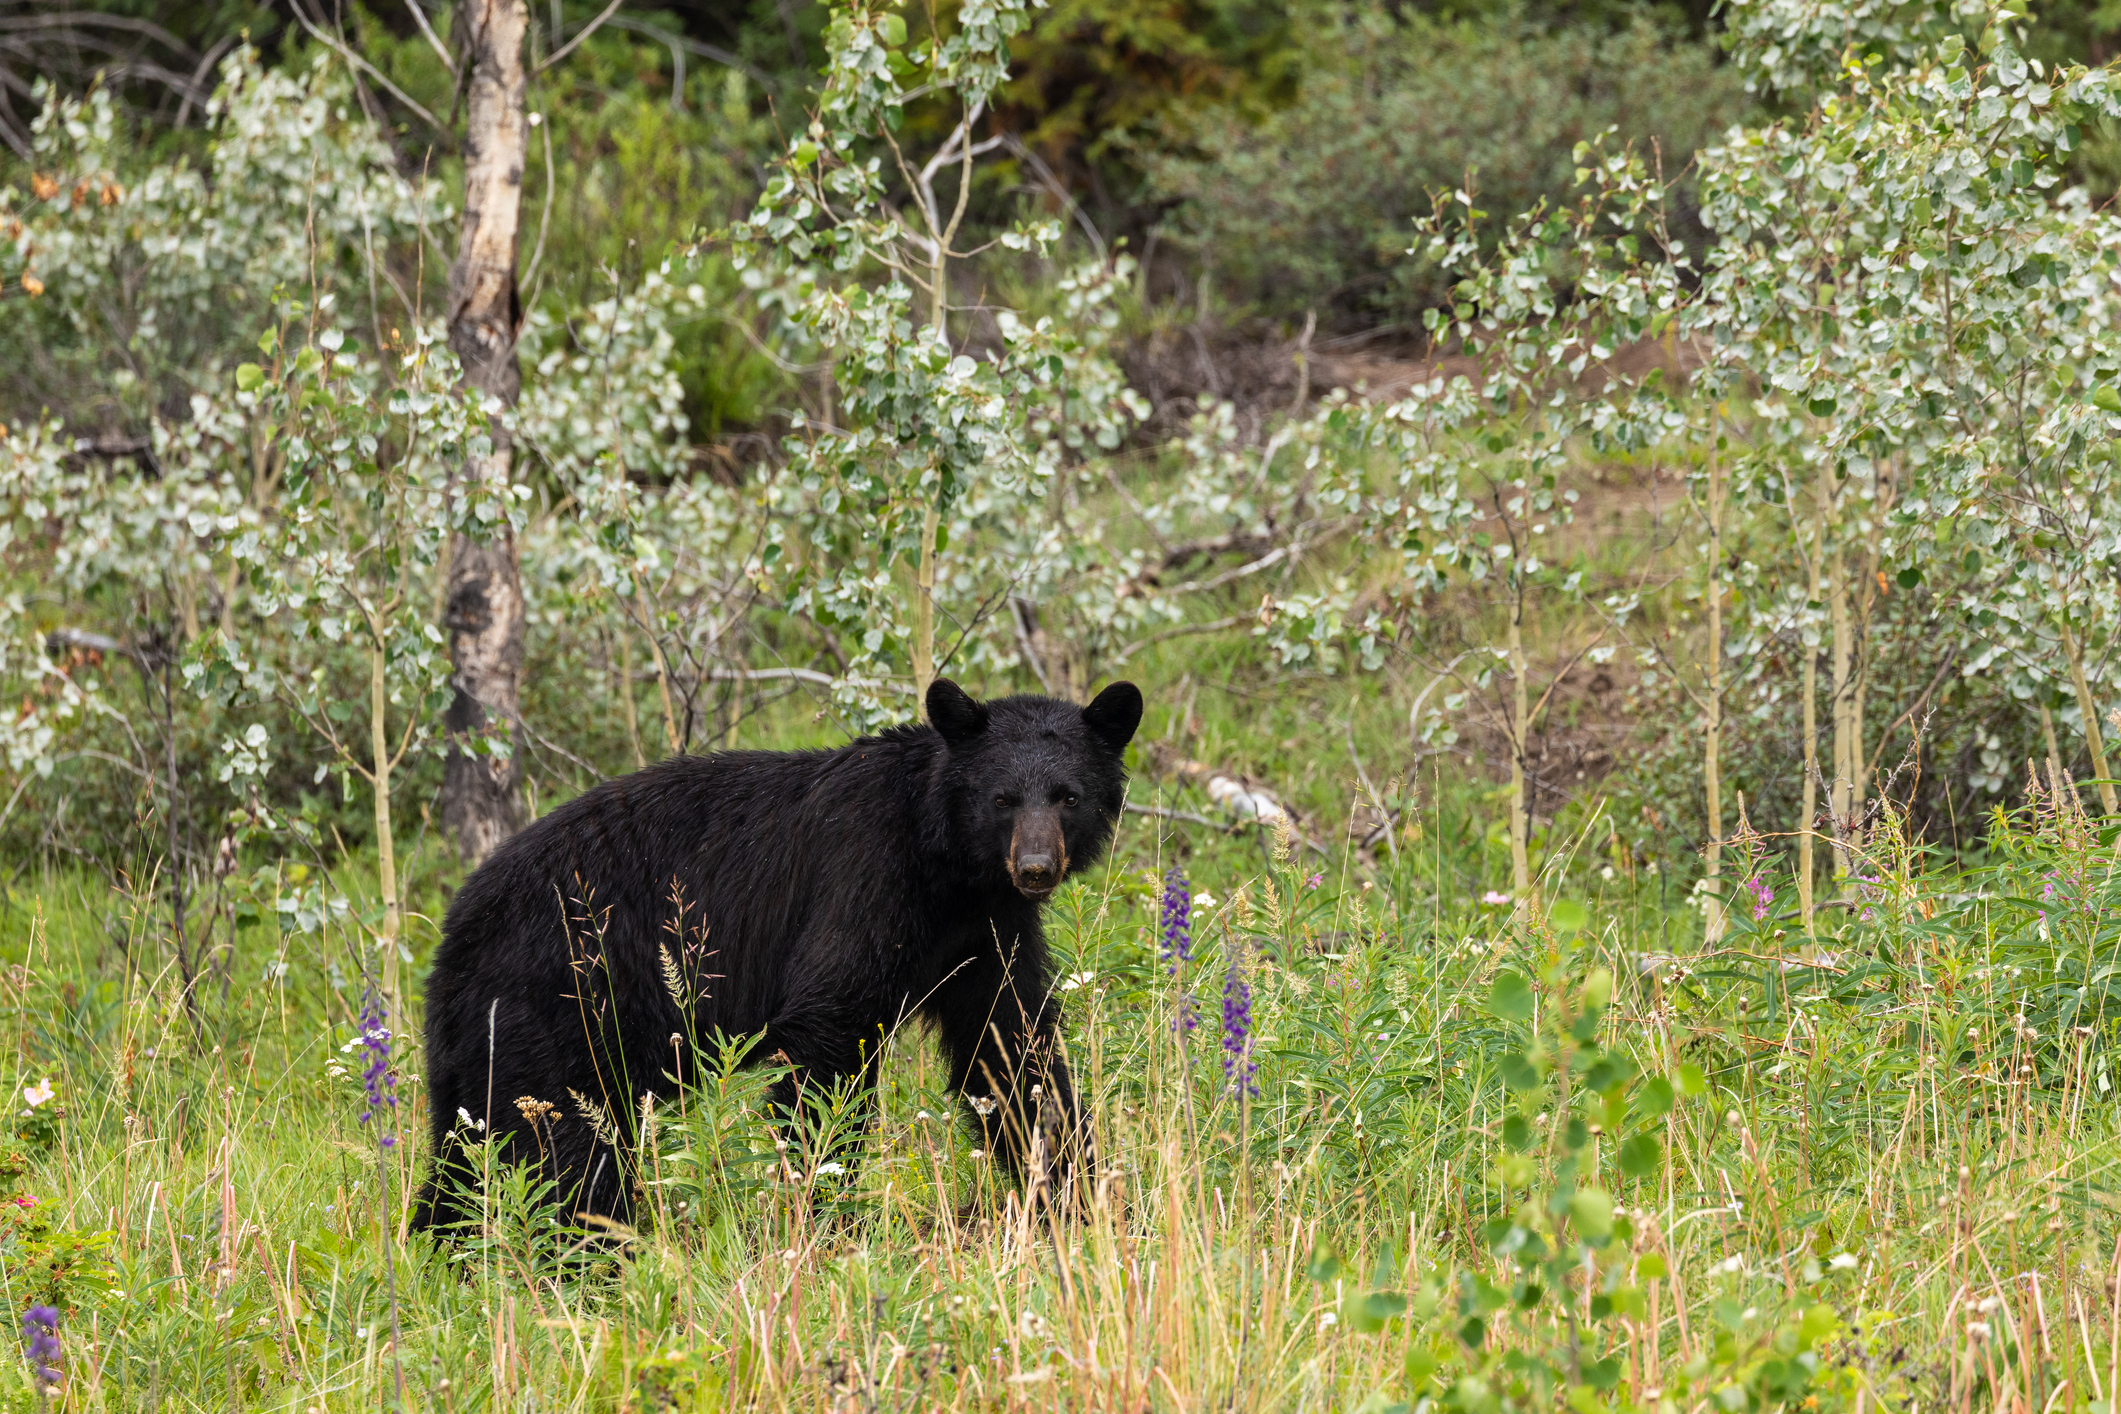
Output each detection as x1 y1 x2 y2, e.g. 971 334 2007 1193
1082 681 1143 754
927 678 990 743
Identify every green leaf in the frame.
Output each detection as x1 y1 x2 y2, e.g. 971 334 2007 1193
236 363 265 393
1617 1133 1662 1177
1569 1187 1614 1240
2093 386 2121 413
1636 1075 1675 1117
1582 965 1612 1012
1676 1063 1707 1097
1488 972 1534 1022
1807 396 1837 418
877 12 906 46
1896 566 1922 590
1549 899 1588 934
1797 1303 1840 1352
1350 1289 1407 1333
1404 1346 1438 1391
1497 1052 1540 1092
1306 1243 1342 1283
1637 1252 1668 1280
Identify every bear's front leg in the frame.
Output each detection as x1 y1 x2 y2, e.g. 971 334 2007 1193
758 1006 886 1182
931 956 1094 1212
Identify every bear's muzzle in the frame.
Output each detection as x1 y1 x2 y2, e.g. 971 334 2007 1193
1008 809 1069 900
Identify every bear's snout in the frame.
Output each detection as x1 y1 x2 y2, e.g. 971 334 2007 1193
1008 810 1069 899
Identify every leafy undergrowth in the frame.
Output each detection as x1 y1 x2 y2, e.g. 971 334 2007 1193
1 782 2118 1413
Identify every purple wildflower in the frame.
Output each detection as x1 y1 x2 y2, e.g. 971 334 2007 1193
21 1304 59 1393
1304 871 1324 891
1746 875 1774 922
357 992 397 1147
1221 946 1258 1096
1161 867 1200 1031
1160 867 1193 970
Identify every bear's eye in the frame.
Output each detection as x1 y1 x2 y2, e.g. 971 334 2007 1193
1063 793 1079 808
994 794 1009 809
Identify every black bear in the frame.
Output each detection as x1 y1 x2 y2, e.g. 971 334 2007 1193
412 677 1143 1233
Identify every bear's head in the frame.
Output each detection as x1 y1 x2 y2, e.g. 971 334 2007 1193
927 678 1143 901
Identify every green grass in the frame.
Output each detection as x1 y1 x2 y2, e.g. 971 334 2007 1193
2 733 2118 1413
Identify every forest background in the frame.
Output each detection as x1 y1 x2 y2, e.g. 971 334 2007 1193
9 0 2121 1409
14 0 2121 928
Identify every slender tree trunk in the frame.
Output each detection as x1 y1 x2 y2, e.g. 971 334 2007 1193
1850 655 1871 830
160 651 200 1033
440 0 532 867
1822 470 1855 894
370 640 401 1002
911 198 954 717
629 596 682 755
1798 492 1822 935
1507 587 1533 918
2058 621 2118 815
913 500 941 710
2039 700 2065 785
1703 438 1726 943
616 621 646 771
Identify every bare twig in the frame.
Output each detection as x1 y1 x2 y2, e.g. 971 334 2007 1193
536 0 625 74
402 0 454 67
287 1 445 130
599 16 779 91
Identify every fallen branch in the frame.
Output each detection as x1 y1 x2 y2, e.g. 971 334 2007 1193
1139 754 1331 856
1123 802 1227 829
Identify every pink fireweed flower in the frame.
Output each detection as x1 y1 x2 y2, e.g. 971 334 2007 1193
1481 891 1511 906
1745 875 1774 922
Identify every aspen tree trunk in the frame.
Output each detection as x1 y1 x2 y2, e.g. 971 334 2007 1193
2039 701 2065 785
1848 537 1884 841
1850 655 1871 834
911 235 952 714
616 623 645 771
630 597 683 755
913 501 940 710
1820 472 1855 895
1703 437 1726 943
2058 621 2118 815
1798 490 1822 935
440 0 532 866
1507 586 1534 918
369 640 401 1000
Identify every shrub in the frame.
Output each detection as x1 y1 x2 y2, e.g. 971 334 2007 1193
1142 6 1749 324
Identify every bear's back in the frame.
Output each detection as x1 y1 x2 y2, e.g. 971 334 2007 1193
428 741 934 1020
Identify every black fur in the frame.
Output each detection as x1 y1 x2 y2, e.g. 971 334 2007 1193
412 678 1144 1233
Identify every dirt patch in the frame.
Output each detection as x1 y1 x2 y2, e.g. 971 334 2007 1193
1120 317 1709 443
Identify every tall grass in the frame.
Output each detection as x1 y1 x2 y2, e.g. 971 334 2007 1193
1 763 2118 1411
